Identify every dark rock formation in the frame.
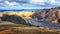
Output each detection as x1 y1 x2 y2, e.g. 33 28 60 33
0 14 27 25
57 19 60 23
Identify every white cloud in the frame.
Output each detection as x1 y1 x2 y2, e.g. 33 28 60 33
5 1 10 4
31 0 44 3
50 0 56 4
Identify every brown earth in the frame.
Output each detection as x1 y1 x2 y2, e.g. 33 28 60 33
0 24 60 34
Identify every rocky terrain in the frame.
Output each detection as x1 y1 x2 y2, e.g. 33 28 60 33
0 22 60 34
0 14 60 34
0 7 60 34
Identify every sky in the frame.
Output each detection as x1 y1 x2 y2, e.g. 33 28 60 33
31 0 60 3
0 0 60 3
0 0 60 11
31 0 60 6
0 0 60 5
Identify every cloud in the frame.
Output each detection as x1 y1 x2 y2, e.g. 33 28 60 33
5 1 10 4
50 0 56 4
31 0 44 3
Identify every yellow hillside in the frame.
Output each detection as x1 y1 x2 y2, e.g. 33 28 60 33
5 11 18 15
0 12 3 17
3 11 34 18
17 12 34 18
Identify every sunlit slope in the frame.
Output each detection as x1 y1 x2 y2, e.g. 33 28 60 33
17 12 34 18
0 12 3 17
5 11 18 15
0 11 34 18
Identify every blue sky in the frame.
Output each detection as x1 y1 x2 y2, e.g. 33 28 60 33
0 0 60 6
31 0 60 4
30 0 60 6
0 0 60 11
0 0 60 5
